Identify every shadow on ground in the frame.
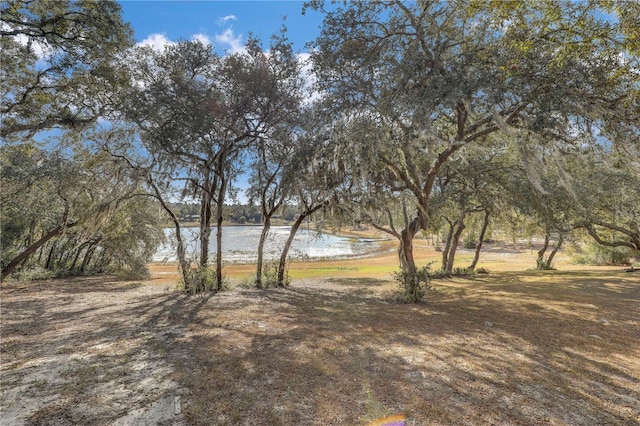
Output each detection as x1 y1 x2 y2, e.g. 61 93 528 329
1 271 638 425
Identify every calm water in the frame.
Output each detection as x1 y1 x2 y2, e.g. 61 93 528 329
152 226 381 263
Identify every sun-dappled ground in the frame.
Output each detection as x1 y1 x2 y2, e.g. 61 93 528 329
1 244 639 425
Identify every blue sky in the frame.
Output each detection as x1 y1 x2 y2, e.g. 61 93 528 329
119 1 325 55
117 1 327 202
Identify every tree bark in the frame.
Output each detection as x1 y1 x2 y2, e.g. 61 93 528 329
441 219 455 271
45 241 58 270
80 244 98 273
536 233 551 270
255 215 271 289
149 179 190 287
215 171 228 292
1 221 77 279
199 173 213 269
277 203 326 287
544 234 564 269
398 219 420 275
445 209 466 274
469 210 490 270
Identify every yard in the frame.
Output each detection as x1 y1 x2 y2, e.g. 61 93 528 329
1 244 638 425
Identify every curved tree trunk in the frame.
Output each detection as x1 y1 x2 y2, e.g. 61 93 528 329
255 215 272 289
80 244 98 273
277 203 326 287
544 234 564 269
45 241 58 270
1 221 77 279
149 179 190 286
536 233 551 270
398 219 420 275
70 243 87 272
469 210 490 270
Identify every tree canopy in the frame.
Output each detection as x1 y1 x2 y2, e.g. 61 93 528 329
1 0 638 301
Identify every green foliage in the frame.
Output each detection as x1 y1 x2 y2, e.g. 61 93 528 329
574 243 636 266
1 142 165 280
393 265 431 303
262 261 290 288
1 0 133 140
113 261 152 281
5 267 55 282
429 267 478 279
452 267 477 276
463 235 478 249
179 266 230 294
535 258 557 271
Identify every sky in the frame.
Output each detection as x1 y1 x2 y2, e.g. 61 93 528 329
118 0 325 55
117 1 327 202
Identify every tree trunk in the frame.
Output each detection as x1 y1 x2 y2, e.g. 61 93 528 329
277 203 326 287
536 233 550 270
544 234 564 269
45 241 58 270
445 209 466 274
215 173 228 292
148 179 190 287
81 244 97 273
441 219 455 271
469 210 490 270
398 222 419 275
199 186 212 269
255 215 272 289
1 221 77 279
70 244 86 272
396 216 427 302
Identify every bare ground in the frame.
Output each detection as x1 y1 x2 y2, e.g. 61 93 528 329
1 250 639 425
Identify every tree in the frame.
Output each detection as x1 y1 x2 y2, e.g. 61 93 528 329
247 130 299 288
272 105 345 287
1 0 133 139
124 34 302 291
571 149 640 253
307 0 637 300
243 31 304 288
0 140 164 279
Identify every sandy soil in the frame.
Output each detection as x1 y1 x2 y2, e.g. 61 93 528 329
1 245 639 425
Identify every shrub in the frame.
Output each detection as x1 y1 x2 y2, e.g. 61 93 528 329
393 264 432 303
463 235 478 249
427 269 449 279
178 266 228 294
6 267 55 282
116 267 151 281
574 243 635 266
452 267 477 276
262 261 290 288
427 266 479 279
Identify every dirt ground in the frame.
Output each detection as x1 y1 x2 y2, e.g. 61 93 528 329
1 245 639 425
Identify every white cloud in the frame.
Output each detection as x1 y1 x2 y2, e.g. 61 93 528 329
297 52 323 104
217 15 237 26
192 33 212 47
137 33 174 51
214 28 245 54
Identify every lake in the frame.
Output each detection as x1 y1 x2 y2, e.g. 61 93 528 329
152 225 382 263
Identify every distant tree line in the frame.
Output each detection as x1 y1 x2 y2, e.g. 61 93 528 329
168 203 298 225
2 0 638 301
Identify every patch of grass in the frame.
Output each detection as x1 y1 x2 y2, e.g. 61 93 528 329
361 384 391 423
